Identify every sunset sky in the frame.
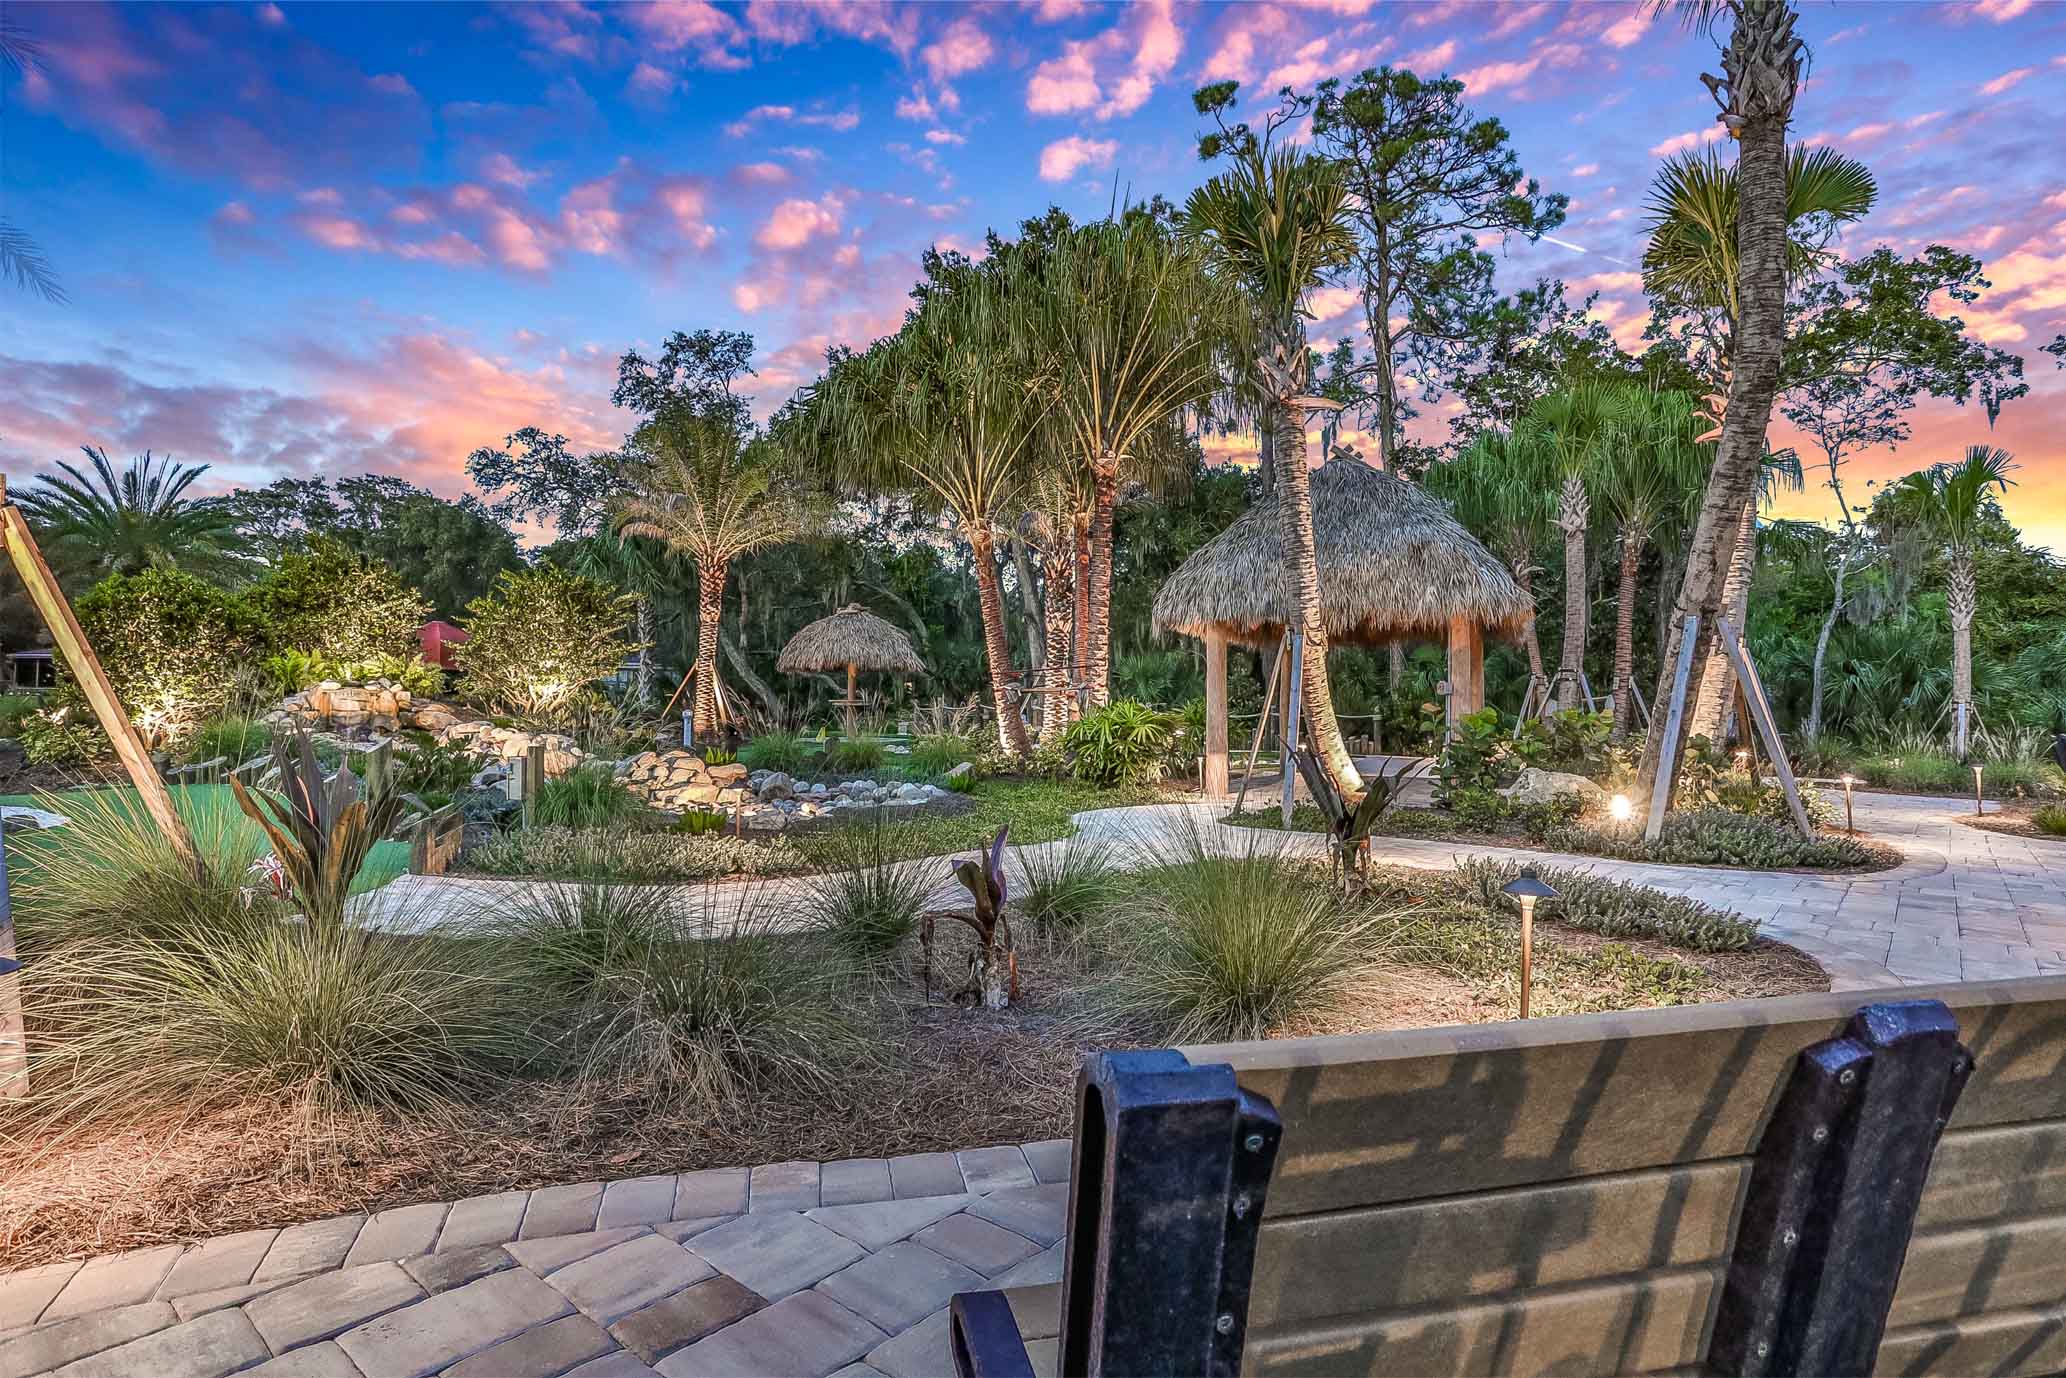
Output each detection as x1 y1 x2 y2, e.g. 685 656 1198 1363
3 1 2062 550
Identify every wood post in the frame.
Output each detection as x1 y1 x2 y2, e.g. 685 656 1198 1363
1204 629 1228 799
1281 633 1302 827
0 484 198 874
1716 616 1814 838
1646 612 1702 842
845 662 858 741
1445 617 1484 727
0 837 22 1099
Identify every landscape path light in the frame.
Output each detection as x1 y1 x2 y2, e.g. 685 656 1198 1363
1501 867 1559 1020
1974 764 1985 816
1840 775 1857 834
1609 793 1632 833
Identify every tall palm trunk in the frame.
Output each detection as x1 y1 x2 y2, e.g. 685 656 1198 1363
1509 552 1547 693
1084 456 1118 707
1041 541 1074 741
1948 547 1976 758
1070 509 1091 716
1637 3 1799 808
1277 395 1362 797
693 558 728 737
1688 495 1756 744
1611 528 1646 739
1552 474 1589 711
635 597 655 706
968 526 1034 757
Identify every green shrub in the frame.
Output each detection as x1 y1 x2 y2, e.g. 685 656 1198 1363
532 764 646 830
464 825 804 883
823 738 887 775
73 566 261 749
740 730 817 775
455 568 635 724
800 811 935 959
1099 824 1387 1042
1014 836 1118 932
245 536 431 664
18 706 101 765
1511 709 1618 779
393 739 479 803
2033 804 2066 837
905 733 982 779
1064 699 1176 787
701 746 738 767
674 809 728 836
0 692 41 736
1540 806 1884 870
341 653 445 696
1451 857 1760 952
501 883 863 1099
185 716 273 766
1435 707 1506 803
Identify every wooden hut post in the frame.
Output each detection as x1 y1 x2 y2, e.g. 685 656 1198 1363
844 662 858 740
1446 616 1485 726
1203 628 1228 798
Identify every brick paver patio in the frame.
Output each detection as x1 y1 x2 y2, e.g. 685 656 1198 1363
8 788 2065 1375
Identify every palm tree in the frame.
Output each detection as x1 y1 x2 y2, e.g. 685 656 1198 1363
1010 217 1243 706
1525 385 1611 714
810 281 1044 757
1184 145 1363 798
613 415 803 737
1632 0 1857 809
19 447 241 584
1431 428 1557 701
1880 445 2015 758
0 19 64 305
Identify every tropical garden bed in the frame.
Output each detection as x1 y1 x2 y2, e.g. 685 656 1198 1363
1 808 1823 1271
1960 802 2066 844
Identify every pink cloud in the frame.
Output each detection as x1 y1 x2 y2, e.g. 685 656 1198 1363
895 86 937 121
1403 40 1458 73
1601 9 1651 48
255 3 286 26
924 128 966 145
1649 125 1725 157
626 62 679 101
480 152 546 189
921 16 993 81
1458 43 1582 98
1038 135 1117 182
1033 0 1089 20
621 0 744 67
756 194 846 250
735 161 791 184
1026 0 1181 120
742 0 922 58
724 103 859 137
1980 67 2035 96
1572 162 1599 177
1973 0 2034 20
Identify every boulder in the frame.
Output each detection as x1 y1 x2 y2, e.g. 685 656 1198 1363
707 762 748 786
1503 767 1608 809
943 762 974 783
757 772 795 802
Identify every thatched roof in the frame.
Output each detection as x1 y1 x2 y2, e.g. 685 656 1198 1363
1153 457 1533 648
777 604 926 675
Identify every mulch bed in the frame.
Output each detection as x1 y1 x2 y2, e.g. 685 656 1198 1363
1960 807 2066 844
0 905 1830 1274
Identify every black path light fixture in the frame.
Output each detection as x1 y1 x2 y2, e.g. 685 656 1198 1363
1501 866 1559 1020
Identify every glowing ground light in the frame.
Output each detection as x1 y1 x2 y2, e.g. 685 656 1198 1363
1609 793 1632 823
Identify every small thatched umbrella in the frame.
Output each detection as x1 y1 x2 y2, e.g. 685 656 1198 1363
1153 456 1532 793
777 604 926 738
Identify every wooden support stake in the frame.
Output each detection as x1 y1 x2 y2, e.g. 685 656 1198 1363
0 834 23 1099
0 487 198 874
1646 611 1701 842
1281 634 1303 828
1230 639 1284 819
1717 615 1814 838
844 662 858 741
524 740 547 829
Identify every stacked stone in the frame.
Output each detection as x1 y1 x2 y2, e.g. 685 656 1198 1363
616 751 753 811
438 721 587 779
269 682 465 737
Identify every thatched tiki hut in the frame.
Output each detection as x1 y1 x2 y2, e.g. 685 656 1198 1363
1154 457 1532 796
777 604 926 738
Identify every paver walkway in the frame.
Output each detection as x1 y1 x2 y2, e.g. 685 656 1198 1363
0 1145 1072 1378
11 789 2066 1376
362 788 2066 992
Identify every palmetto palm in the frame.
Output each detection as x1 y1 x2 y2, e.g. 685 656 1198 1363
1523 385 1612 714
812 280 1044 756
1430 427 1557 693
19 446 241 584
1010 217 1243 707
614 416 803 735
1183 144 1363 797
1880 445 2015 757
1592 390 1712 738
1635 0 1818 808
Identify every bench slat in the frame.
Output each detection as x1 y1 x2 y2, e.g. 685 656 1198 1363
1246 1266 1720 1377
1186 977 2066 1217
1877 1298 2066 1378
1247 1159 1746 1329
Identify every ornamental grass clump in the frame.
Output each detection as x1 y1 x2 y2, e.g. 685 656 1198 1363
2034 804 2066 837
1098 821 1389 1043
800 810 937 960
15 814 515 1127
532 764 648 830
1012 835 1120 933
501 883 867 1102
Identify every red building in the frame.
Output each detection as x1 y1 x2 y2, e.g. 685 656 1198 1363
419 619 469 670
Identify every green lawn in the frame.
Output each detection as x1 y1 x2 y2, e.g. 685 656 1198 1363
2 783 410 888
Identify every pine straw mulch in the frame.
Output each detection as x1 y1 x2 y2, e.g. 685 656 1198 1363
1960 806 2066 845
0 915 1828 1274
